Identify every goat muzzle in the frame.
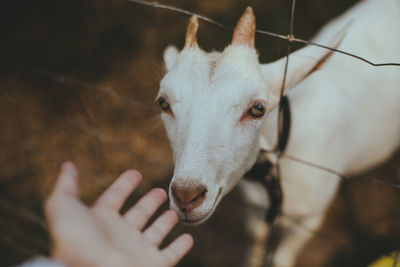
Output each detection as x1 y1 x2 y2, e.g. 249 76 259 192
171 183 207 214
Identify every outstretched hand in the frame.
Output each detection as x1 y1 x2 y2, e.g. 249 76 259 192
45 162 193 267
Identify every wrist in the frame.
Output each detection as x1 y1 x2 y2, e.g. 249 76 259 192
102 250 130 267
19 257 67 267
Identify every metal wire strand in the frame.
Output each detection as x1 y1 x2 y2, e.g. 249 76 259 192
128 0 400 67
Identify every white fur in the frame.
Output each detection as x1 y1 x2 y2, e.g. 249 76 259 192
159 0 400 264
159 45 267 223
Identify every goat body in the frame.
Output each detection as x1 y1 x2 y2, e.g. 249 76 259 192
258 0 400 264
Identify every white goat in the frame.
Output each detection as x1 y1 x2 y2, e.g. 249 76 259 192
157 0 400 265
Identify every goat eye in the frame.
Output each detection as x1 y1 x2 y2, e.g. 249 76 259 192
158 97 170 111
249 103 265 118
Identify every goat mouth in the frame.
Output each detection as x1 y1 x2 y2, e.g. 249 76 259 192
181 213 212 225
180 187 223 225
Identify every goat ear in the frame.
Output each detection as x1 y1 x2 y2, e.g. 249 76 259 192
163 45 179 73
185 16 199 48
232 7 256 47
262 25 348 111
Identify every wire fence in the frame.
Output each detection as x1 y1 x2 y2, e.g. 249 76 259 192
126 0 400 266
1 0 400 266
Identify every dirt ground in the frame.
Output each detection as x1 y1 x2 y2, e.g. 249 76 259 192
0 0 399 266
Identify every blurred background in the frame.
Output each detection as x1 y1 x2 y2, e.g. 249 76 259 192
0 0 399 266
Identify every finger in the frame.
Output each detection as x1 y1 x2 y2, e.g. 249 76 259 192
123 188 167 230
45 161 80 221
94 170 142 212
142 210 178 246
162 233 194 266
51 161 79 198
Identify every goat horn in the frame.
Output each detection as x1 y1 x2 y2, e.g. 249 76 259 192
185 16 199 48
232 7 255 47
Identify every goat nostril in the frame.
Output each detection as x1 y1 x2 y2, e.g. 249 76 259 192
191 188 207 203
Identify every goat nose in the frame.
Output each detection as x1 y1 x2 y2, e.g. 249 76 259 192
171 183 207 213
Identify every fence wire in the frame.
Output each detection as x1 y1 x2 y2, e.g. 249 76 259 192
125 0 400 266
128 0 400 67
126 0 400 191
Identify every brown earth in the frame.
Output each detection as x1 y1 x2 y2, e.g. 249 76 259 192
0 0 398 266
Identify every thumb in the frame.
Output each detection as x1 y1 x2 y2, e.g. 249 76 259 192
49 161 80 200
45 161 80 219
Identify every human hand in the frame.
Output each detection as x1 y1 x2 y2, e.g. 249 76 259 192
45 162 193 267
